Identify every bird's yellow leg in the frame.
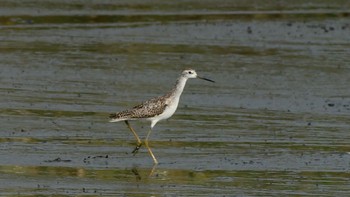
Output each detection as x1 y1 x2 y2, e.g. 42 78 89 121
145 129 158 164
124 121 142 154
149 163 158 177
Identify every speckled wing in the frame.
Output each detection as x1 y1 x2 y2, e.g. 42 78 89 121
109 96 168 122
132 96 169 118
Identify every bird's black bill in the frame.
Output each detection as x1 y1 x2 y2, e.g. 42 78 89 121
198 76 215 83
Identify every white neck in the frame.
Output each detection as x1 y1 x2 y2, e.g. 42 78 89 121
171 76 188 99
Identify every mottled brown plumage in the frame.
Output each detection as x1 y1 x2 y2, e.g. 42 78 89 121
109 93 171 121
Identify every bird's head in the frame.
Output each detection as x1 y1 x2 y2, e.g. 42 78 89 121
181 69 215 83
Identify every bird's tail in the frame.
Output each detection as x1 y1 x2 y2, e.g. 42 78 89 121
109 110 132 122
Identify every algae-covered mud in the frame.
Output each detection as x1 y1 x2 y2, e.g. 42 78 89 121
0 0 349 196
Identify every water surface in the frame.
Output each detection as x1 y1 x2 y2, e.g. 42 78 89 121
0 0 350 196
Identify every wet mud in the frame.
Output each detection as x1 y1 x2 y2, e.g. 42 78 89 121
0 0 350 196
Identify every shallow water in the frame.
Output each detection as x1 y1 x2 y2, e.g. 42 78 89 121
1 1 350 196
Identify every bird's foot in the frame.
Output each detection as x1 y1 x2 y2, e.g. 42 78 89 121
132 143 142 155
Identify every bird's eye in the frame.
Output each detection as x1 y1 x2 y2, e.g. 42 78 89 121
188 71 193 74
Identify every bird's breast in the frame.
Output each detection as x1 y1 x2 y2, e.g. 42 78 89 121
158 97 179 120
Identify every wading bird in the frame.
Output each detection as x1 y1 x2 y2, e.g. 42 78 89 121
109 69 214 164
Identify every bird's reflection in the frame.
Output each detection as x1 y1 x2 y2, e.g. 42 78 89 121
131 166 142 180
131 164 158 180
